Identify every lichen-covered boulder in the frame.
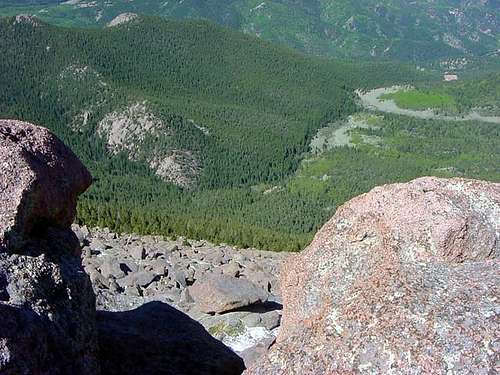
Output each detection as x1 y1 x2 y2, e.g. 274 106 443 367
0 119 92 251
246 177 499 374
0 119 98 374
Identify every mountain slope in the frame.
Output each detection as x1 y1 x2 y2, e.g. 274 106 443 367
1 15 423 250
2 15 496 252
0 0 498 61
1 15 354 188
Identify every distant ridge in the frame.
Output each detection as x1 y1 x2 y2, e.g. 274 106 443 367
0 0 498 61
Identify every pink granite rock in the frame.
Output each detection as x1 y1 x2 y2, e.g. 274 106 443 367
246 177 500 374
0 119 92 250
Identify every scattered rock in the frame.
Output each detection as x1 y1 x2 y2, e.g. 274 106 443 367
89 238 107 253
78 224 288 362
116 270 156 289
239 337 276 369
245 177 500 374
180 288 194 304
100 257 125 279
72 223 89 246
241 270 273 293
172 265 187 288
119 259 138 274
259 310 281 330
220 260 241 277
148 258 167 276
128 244 145 260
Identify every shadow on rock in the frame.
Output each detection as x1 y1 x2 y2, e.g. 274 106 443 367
0 230 100 374
218 300 283 316
97 301 246 375
0 303 49 374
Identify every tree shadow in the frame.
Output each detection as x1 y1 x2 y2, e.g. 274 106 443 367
97 301 246 375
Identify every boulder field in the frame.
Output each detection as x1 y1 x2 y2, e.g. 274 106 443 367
1 119 499 374
77 225 287 369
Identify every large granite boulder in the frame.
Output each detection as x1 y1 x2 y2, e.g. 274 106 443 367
189 273 269 314
246 177 499 374
0 120 99 374
97 301 245 375
0 119 92 251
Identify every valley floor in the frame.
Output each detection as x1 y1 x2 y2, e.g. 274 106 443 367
358 86 500 124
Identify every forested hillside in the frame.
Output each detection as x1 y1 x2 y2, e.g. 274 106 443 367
1 15 497 251
0 0 498 61
284 112 500 220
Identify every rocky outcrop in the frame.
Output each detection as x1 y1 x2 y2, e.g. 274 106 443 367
106 13 139 27
13 14 41 27
6 119 498 374
246 177 499 374
0 120 98 374
0 119 92 251
97 102 202 188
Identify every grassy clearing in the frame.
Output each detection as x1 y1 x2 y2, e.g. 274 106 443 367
380 89 457 113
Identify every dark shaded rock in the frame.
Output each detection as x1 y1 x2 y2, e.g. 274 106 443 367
189 274 268 314
0 303 49 374
246 177 500 374
0 119 98 374
97 301 245 375
0 119 92 252
0 252 99 374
